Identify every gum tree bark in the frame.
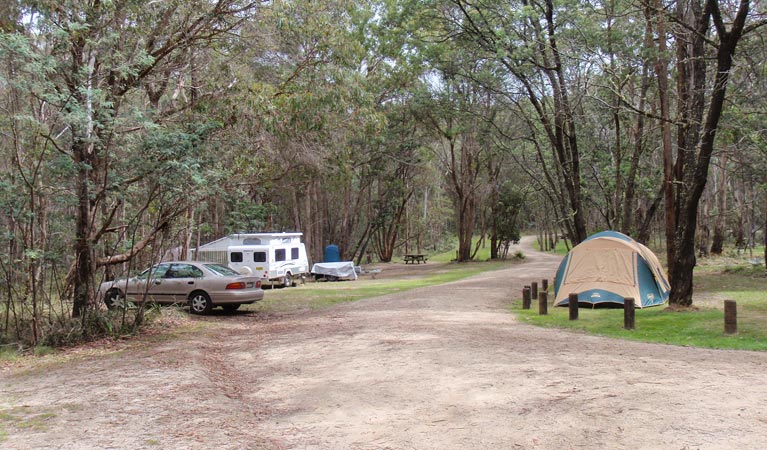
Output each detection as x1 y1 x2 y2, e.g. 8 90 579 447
666 0 752 306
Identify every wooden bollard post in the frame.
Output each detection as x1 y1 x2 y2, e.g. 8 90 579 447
542 279 549 292
568 293 579 320
522 287 531 310
538 291 548 315
531 282 538 301
624 298 635 330
724 300 737 334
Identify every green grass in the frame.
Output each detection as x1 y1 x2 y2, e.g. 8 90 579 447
33 346 55 357
513 237 767 351
0 346 20 364
0 406 57 437
247 260 511 313
426 236 460 262
428 236 523 262
515 304 767 351
514 260 767 351
533 238 570 255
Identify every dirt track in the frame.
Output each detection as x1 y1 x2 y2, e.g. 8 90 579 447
2 237 767 449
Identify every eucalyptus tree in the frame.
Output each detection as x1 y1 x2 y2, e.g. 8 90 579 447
574 0 666 239
491 180 524 258
225 0 438 263
433 0 761 306
432 0 591 245
415 67 501 262
383 0 512 261
718 39 767 263
3 0 263 320
646 0 761 306
227 0 390 261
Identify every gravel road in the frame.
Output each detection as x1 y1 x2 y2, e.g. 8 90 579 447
2 237 767 449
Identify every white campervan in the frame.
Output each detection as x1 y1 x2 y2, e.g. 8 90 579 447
195 233 310 288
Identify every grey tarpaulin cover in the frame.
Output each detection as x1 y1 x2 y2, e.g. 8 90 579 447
311 262 358 280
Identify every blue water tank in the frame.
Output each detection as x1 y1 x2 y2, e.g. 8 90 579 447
324 244 340 262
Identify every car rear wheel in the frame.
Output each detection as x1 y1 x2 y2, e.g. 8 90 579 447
222 304 241 312
104 289 125 310
188 291 213 315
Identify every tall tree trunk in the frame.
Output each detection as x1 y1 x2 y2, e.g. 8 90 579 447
180 207 194 261
698 191 711 257
457 193 476 262
710 156 727 255
450 0 586 244
545 0 587 244
667 0 750 306
763 189 767 267
622 17 654 235
646 0 677 276
72 137 94 318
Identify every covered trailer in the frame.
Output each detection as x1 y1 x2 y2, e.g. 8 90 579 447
311 262 358 281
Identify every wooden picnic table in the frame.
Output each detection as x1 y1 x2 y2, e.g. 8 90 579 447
404 254 428 264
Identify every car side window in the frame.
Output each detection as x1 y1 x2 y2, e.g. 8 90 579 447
189 265 203 278
166 264 203 278
139 264 169 280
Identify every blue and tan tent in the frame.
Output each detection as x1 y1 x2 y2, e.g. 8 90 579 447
554 231 670 308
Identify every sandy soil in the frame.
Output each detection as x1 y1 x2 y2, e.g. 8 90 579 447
2 237 767 449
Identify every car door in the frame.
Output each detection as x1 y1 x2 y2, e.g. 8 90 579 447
161 263 203 303
126 264 170 303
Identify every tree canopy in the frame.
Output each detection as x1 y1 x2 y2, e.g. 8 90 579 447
1 0 766 345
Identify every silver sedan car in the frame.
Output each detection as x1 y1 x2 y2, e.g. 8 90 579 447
99 261 264 314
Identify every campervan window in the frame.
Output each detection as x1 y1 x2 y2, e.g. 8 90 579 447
275 249 286 262
254 252 266 263
291 248 299 260
230 252 243 263
243 238 262 245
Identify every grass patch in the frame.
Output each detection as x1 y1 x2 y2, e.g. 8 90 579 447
428 236 523 262
514 259 767 351
0 345 21 364
533 238 570 255
513 239 767 351
0 406 57 435
515 304 767 351
33 346 55 357
248 260 511 313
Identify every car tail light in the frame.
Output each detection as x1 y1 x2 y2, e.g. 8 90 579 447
226 282 246 290
256 281 262 288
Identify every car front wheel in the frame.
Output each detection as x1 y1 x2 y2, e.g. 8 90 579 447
104 289 125 310
188 291 213 315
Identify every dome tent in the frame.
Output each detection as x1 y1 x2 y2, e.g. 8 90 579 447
553 231 670 308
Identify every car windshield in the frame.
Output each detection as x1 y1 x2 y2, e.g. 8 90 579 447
204 263 240 277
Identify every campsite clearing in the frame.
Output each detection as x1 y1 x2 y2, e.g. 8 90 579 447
2 237 767 449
